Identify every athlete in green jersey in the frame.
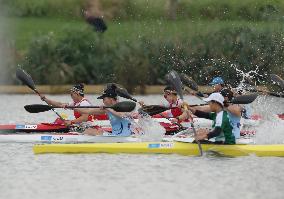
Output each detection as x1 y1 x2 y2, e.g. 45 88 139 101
189 93 235 144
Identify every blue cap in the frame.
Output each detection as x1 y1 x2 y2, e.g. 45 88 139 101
209 77 224 85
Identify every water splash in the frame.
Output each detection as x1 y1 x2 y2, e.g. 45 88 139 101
231 64 263 93
252 96 284 144
128 112 165 141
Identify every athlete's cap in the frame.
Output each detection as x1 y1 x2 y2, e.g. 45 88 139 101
203 92 224 106
209 77 224 85
97 88 118 99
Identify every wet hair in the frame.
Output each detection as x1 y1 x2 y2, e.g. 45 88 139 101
220 88 234 101
97 87 118 100
164 85 177 95
71 83 85 97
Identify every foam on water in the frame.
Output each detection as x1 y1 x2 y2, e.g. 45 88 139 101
129 112 165 141
252 96 284 144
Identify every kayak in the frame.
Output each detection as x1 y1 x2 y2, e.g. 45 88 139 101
33 141 284 157
0 133 139 143
0 132 254 144
0 123 69 133
0 117 260 134
1 113 282 134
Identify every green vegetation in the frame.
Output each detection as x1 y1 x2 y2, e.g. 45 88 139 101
1 0 284 88
19 25 284 92
7 17 284 51
1 0 284 21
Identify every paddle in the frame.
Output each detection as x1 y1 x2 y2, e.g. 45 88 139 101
167 70 203 156
24 101 136 113
141 94 258 116
139 105 171 116
180 73 199 92
179 73 210 98
238 81 284 98
270 74 284 90
16 68 65 120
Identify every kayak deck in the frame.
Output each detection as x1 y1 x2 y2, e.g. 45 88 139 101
33 142 284 157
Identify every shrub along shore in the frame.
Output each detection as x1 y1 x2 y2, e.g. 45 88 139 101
1 0 283 92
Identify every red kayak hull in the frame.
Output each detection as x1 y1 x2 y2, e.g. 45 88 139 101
0 123 69 133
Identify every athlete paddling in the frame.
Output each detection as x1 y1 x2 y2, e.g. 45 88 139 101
39 84 93 128
75 87 133 136
189 93 236 144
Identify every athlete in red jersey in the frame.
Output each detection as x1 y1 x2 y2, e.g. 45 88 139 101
39 83 93 126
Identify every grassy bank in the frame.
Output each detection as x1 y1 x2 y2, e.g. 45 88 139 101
6 17 284 51
2 0 284 21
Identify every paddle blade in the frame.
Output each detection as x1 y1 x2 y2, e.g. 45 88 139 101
24 104 52 113
116 88 137 102
16 68 36 91
180 73 199 91
270 74 284 90
139 105 169 116
167 70 184 99
105 83 137 102
111 101 136 112
231 94 258 104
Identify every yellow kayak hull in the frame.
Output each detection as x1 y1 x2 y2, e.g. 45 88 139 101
33 142 284 157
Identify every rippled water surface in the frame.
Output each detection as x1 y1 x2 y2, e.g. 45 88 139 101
0 94 283 199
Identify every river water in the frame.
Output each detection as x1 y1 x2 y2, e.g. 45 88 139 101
0 94 283 199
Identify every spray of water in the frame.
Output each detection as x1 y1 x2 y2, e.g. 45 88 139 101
230 65 284 144
231 64 262 93
253 96 284 144
127 112 165 141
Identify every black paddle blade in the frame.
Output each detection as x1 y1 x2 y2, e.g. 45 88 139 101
105 83 137 102
139 105 169 116
24 104 52 113
231 94 258 104
180 73 199 91
105 83 124 91
167 70 184 99
270 74 284 90
16 68 36 91
116 88 137 102
111 101 136 112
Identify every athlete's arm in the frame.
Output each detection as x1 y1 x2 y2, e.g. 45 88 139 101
225 105 242 117
40 94 66 107
192 110 211 120
74 108 105 115
105 108 125 118
207 127 222 139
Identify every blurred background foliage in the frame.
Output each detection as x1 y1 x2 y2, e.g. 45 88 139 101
0 0 283 92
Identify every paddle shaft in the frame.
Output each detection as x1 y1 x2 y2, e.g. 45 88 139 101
16 69 65 121
34 89 65 120
167 71 203 156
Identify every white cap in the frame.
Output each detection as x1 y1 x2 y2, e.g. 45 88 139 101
203 93 224 106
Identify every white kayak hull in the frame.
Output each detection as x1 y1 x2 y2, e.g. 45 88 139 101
0 133 255 144
0 133 139 143
95 118 260 128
